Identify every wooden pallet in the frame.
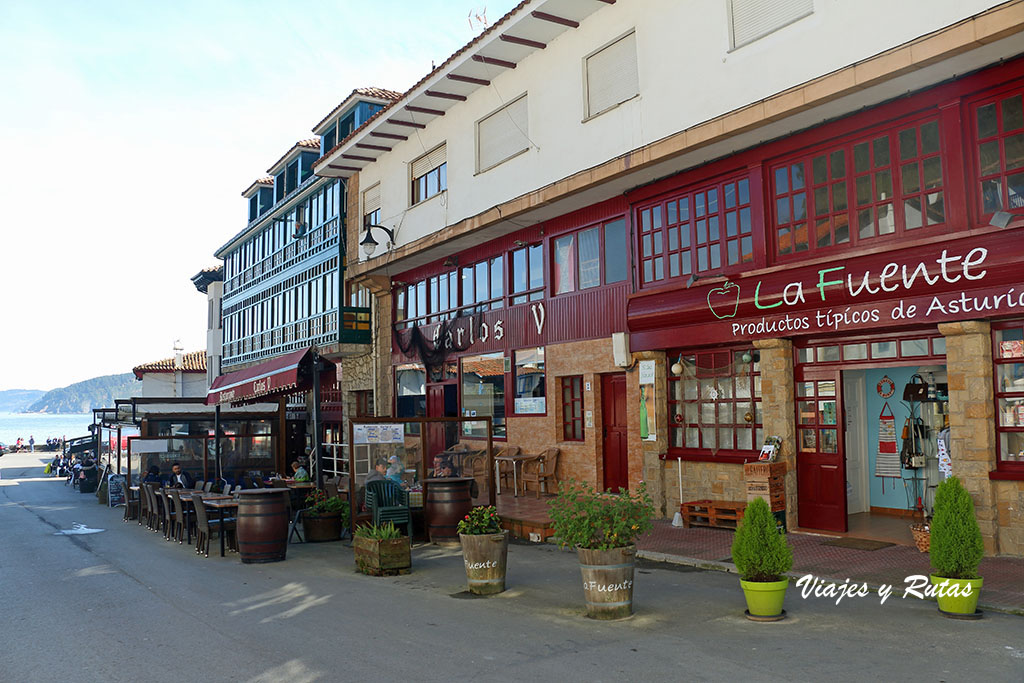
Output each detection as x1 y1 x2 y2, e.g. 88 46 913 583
679 499 747 529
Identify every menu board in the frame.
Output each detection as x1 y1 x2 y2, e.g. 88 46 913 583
107 474 126 507
353 424 405 444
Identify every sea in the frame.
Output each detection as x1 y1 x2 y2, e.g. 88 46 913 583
0 412 93 446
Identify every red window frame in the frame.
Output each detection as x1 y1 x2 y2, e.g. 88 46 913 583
510 243 544 305
561 375 584 441
970 81 1024 221
770 114 948 260
666 347 762 464
992 320 1024 477
552 217 629 295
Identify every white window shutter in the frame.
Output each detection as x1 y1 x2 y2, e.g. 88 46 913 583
363 183 380 214
586 32 639 117
477 95 529 171
411 143 446 180
729 0 813 49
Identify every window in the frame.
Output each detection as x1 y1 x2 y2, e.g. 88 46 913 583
795 333 945 365
667 349 762 460
638 176 751 286
510 244 544 304
348 282 373 308
286 160 298 194
459 256 504 316
322 126 337 154
477 95 529 171
728 0 812 49
362 183 381 230
553 218 628 294
514 348 545 414
461 352 506 438
248 195 258 223
974 86 1024 217
771 117 946 259
396 364 426 435
585 31 639 118
561 376 584 441
993 321 1024 472
411 144 447 204
275 172 285 202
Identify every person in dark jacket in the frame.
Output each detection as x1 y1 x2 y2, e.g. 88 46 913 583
79 459 99 493
143 465 162 484
166 462 194 489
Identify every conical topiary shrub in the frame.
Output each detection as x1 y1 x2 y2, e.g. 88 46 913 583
731 498 793 582
930 476 984 580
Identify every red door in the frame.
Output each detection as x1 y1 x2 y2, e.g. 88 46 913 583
795 368 847 532
602 373 629 493
426 384 457 461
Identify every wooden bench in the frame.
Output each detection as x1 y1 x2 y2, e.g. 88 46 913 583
679 499 747 529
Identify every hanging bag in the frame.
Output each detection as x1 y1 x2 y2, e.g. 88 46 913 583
903 374 929 401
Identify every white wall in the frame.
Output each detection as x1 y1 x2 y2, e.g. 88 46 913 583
140 372 207 399
359 0 1004 254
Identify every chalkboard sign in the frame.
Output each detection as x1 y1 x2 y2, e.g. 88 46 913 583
107 474 126 507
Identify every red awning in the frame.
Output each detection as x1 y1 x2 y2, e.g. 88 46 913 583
206 347 316 406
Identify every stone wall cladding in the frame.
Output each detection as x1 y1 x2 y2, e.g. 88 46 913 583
755 338 797 530
940 320 1000 555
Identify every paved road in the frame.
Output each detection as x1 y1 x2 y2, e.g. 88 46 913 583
2 452 1022 682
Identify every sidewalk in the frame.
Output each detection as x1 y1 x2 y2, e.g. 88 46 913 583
636 520 1024 615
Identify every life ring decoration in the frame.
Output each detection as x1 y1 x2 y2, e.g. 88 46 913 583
877 375 895 398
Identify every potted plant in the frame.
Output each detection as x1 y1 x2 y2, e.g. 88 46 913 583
301 489 349 542
458 506 509 595
731 497 793 621
548 480 654 620
929 476 984 618
353 522 411 576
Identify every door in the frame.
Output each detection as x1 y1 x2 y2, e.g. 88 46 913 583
795 368 848 532
426 384 458 461
601 373 629 492
842 371 869 515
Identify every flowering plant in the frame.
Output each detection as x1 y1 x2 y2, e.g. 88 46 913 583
548 480 654 550
457 505 503 535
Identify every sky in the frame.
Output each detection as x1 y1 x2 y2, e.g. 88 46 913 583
0 0 518 392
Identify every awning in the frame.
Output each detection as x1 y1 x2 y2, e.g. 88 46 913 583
206 347 329 406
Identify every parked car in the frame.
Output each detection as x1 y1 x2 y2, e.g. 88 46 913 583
0 443 8 457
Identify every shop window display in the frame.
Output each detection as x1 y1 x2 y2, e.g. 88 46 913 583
667 349 761 460
461 352 506 438
994 321 1024 470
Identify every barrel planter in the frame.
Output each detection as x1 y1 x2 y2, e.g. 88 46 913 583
302 512 343 542
236 488 290 564
424 477 474 544
459 530 509 595
353 536 411 576
577 545 636 620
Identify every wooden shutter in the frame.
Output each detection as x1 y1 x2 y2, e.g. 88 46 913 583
477 95 529 171
729 0 813 49
362 183 380 214
585 32 639 117
411 143 446 180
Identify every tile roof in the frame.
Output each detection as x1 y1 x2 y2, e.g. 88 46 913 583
314 0 531 169
267 137 322 175
312 86 404 134
241 175 274 197
133 351 207 379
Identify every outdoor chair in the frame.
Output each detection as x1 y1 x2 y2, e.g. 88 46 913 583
520 448 560 498
143 484 159 531
160 488 175 540
192 481 203 491
124 484 139 523
168 489 187 544
365 480 412 538
137 483 149 527
324 481 339 498
192 492 236 557
203 481 214 493
494 446 521 491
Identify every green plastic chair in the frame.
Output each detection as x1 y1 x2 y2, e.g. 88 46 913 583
365 480 413 538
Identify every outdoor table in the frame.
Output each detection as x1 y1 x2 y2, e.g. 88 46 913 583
494 453 535 497
203 498 239 558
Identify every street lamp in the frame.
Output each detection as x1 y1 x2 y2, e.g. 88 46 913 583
360 224 395 258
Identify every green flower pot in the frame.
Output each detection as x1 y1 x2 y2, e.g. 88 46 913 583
930 575 982 616
740 578 789 617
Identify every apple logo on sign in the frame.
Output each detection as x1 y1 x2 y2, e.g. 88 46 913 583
707 281 740 319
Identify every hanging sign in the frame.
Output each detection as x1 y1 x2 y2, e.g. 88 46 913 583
639 361 656 441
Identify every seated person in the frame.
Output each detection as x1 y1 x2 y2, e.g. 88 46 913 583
143 465 162 484
385 455 404 486
165 462 194 489
79 459 99 493
364 458 388 484
431 453 457 478
291 460 310 482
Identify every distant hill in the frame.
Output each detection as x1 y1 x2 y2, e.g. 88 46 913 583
24 373 141 414
0 389 45 412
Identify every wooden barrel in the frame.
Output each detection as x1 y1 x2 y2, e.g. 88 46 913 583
577 545 636 619
236 489 290 563
459 531 509 595
424 477 474 544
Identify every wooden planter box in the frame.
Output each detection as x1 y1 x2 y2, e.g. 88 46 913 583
353 536 411 576
302 512 343 542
